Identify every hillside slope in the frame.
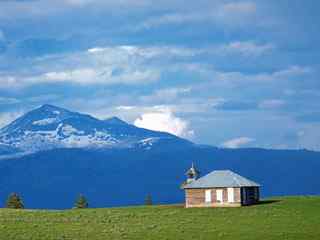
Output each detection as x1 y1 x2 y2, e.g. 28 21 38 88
0 197 319 240
0 147 319 209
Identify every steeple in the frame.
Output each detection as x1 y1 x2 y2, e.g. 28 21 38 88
185 162 200 183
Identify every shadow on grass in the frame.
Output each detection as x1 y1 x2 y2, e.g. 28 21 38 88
256 200 281 205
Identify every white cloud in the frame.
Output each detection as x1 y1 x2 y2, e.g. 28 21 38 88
222 137 255 148
221 41 275 56
113 97 221 119
0 45 165 89
0 111 24 128
273 65 312 78
88 45 200 59
140 87 192 103
0 41 312 90
63 0 150 8
216 2 257 24
0 0 151 19
292 126 320 151
0 30 5 42
40 68 160 85
134 108 194 138
138 13 203 29
137 1 257 30
64 0 98 6
0 76 21 89
0 97 19 105
26 94 60 104
116 105 136 110
43 69 97 82
155 87 191 97
259 99 286 109
205 65 313 87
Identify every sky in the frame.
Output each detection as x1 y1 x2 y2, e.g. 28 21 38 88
0 0 319 150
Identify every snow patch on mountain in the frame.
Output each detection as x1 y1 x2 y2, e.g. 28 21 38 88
33 118 57 126
137 137 161 150
6 126 119 151
139 137 160 146
61 131 118 148
61 124 84 136
62 135 96 148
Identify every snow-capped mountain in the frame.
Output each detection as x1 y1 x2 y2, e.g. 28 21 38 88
0 104 190 155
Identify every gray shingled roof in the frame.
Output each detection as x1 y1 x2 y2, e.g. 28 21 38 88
183 170 260 189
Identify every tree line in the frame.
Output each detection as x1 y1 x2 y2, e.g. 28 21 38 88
3 192 153 209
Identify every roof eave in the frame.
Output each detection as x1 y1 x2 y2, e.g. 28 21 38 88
183 184 261 189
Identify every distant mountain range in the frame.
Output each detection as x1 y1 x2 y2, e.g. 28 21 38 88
0 104 191 158
0 105 319 209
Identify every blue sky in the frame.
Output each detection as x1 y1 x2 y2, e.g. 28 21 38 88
0 0 319 149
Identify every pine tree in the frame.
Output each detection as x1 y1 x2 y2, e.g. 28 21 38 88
74 194 88 209
145 193 152 206
5 193 24 209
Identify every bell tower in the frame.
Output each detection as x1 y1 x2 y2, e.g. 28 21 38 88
185 162 200 183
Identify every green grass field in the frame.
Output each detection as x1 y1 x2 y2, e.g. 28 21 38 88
0 196 319 240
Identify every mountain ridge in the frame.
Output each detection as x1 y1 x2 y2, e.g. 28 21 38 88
0 146 319 209
0 104 192 157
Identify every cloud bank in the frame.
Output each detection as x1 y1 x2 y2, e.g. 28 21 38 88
134 108 194 138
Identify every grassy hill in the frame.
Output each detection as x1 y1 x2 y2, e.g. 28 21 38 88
0 196 319 240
